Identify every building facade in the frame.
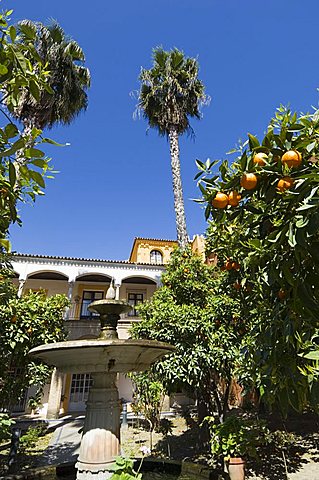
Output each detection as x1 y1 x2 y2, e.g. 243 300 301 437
11 237 189 417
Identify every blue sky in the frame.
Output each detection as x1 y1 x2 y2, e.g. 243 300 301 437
8 0 319 260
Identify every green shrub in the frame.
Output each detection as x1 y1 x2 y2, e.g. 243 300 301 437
0 413 15 443
206 415 268 460
19 423 46 452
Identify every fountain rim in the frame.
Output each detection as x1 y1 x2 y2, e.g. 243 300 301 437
29 338 175 356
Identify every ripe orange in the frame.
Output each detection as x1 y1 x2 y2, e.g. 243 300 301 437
11 316 17 324
240 173 258 190
231 262 240 270
278 289 286 300
253 152 268 166
228 190 241 207
277 176 294 192
281 150 302 168
225 259 233 271
233 282 241 290
212 192 228 208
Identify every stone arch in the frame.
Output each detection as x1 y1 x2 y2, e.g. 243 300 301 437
75 273 112 283
121 275 157 285
27 270 69 281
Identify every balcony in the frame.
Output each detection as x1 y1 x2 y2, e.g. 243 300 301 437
64 303 139 340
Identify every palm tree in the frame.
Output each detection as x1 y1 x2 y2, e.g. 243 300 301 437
137 47 207 248
8 19 90 134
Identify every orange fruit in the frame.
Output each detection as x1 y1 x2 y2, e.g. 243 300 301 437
233 282 241 290
278 289 286 300
11 316 17 324
225 260 233 271
228 191 241 207
277 176 294 192
240 173 258 190
212 192 228 209
281 150 302 168
253 152 268 166
231 262 240 270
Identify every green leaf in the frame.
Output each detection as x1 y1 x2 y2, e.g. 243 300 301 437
303 351 319 361
287 124 305 131
4 123 18 139
248 133 260 150
306 141 316 153
12 48 27 72
288 223 296 247
30 159 47 168
0 238 10 251
9 25 16 42
29 170 45 188
41 137 66 147
0 64 8 75
29 80 40 101
8 162 16 187
25 148 45 158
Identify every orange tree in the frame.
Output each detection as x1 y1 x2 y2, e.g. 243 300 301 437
0 284 68 412
131 247 246 440
196 105 319 413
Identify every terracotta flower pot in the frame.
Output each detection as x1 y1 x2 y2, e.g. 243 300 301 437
224 457 245 480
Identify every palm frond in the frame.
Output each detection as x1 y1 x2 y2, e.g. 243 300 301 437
137 47 208 137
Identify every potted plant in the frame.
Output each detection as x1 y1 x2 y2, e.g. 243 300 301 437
206 415 267 480
27 395 42 417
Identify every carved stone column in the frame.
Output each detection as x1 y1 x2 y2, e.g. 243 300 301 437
18 278 26 298
114 282 121 301
64 280 75 320
76 372 120 480
46 368 64 419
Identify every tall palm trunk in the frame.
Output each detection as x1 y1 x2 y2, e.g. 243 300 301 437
168 126 188 248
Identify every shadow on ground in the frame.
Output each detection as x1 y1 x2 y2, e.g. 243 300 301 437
155 411 319 480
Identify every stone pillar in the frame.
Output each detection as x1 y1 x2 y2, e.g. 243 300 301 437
64 280 75 320
114 282 121 301
17 278 26 297
46 368 64 419
76 372 120 480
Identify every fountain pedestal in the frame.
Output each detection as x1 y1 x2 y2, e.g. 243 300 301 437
76 373 120 479
29 294 174 480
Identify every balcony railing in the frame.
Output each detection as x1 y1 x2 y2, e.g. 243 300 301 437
64 302 139 340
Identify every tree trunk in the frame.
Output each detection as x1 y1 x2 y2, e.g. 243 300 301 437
168 126 188 249
196 394 210 450
14 118 35 189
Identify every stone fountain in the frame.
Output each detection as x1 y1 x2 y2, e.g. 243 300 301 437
29 285 174 480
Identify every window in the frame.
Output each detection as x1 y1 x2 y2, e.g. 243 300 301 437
80 291 104 319
70 373 93 403
128 292 144 316
150 250 163 265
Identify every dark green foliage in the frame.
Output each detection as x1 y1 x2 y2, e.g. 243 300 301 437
0 286 69 411
131 248 246 424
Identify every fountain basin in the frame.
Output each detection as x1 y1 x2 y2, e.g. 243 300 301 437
29 339 175 374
